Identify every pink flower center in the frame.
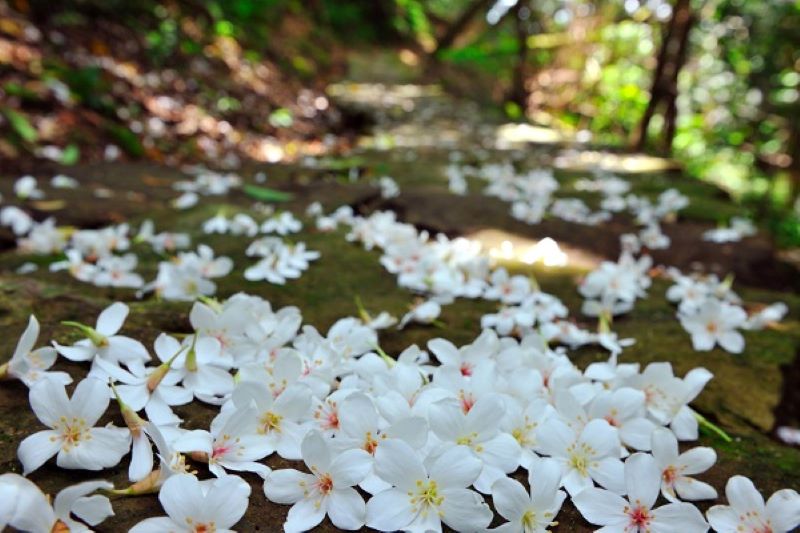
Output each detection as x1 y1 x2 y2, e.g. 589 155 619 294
317 474 334 495
627 505 651 529
460 362 473 377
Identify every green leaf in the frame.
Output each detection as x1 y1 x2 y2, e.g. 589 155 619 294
3 108 38 143
243 184 293 202
60 144 80 165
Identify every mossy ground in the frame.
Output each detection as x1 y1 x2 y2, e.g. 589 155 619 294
0 88 799 531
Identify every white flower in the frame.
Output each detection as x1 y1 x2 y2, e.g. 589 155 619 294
51 174 79 189
366 439 493 532
573 453 709 532
535 418 624 495
489 458 566 533
15 175 44 199
428 395 521 493
651 427 717 502
626 363 712 440
744 302 788 330
261 211 302 235
398 300 441 329
264 430 372 532
226 380 312 460
130 474 250 533
172 191 199 209
173 404 271 478
94 253 144 288
679 299 747 353
706 476 800 533
0 474 114 532
18 377 130 474
587 387 655 451
2 315 70 387
53 302 150 370
0 206 34 235
94 334 191 426
17 218 66 254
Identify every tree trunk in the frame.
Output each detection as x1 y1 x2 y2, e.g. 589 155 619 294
432 0 495 56
509 2 529 108
634 0 694 153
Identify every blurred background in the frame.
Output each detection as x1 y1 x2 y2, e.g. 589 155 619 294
1 0 799 245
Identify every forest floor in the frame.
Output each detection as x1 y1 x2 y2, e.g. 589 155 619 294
0 52 799 531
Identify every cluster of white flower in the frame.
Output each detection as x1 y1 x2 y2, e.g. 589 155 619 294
244 237 320 284
143 244 233 301
377 176 400 198
579 250 653 318
203 210 302 237
3 294 799 533
703 216 757 243
667 268 787 354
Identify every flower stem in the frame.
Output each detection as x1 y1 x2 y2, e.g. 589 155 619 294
695 412 732 443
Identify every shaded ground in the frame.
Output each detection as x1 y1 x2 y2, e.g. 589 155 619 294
0 71 799 531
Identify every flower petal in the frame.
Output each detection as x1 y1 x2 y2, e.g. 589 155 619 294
330 449 372 488
439 487 493 532
264 469 314 504
327 487 366 530
572 487 627 527
373 439 426 491
365 488 416 531
625 453 660 509
491 477 529 521
96 302 128 336
18 430 61 475
201 475 251 529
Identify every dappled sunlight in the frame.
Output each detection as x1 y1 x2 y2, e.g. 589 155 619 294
466 228 602 271
554 148 680 173
494 122 567 146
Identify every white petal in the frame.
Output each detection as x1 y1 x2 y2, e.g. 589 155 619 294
70 494 115 527
677 447 716 475
428 445 483 489
159 474 204 525
439 487 493 532
301 430 331 473
625 453 660 509
725 476 765 515
718 331 744 354
572 487 627 526
58 427 129 470
491 477 529 521
478 433 521 473
589 457 626 495
128 433 154 482
374 439 426 491
18 430 61 474
766 489 800 532
327 487 366 530
705 505 740 533
70 378 111 426
129 517 182 533
330 449 372 488
529 457 564 509
96 302 128 336
13 315 40 360
651 502 708 532
651 427 679 464
365 488 416 531
264 469 314 504
53 480 114 524
674 477 718 501
29 377 69 427
202 475 251 529
428 399 465 442
285 497 326 533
